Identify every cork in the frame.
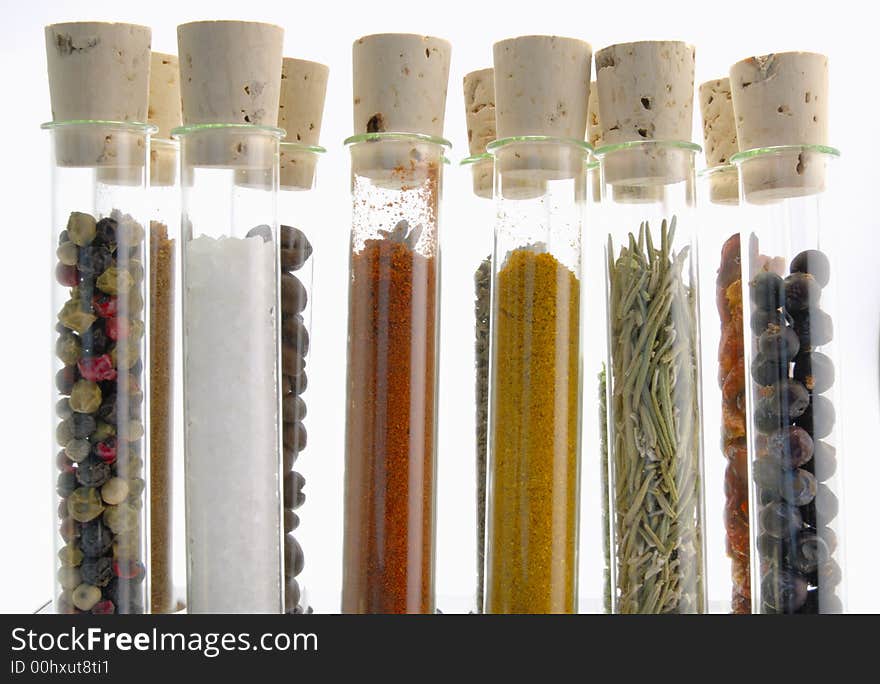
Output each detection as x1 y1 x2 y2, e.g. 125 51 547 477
353 33 451 136
587 81 602 201
148 52 181 186
176 21 283 168
730 52 829 199
463 68 495 197
699 78 738 203
45 22 151 171
351 34 451 185
595 41 695 185
278 58 329 189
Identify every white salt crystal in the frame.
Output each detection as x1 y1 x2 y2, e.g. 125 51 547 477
183 234 282 613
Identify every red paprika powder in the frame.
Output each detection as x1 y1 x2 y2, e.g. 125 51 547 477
343 235 437 614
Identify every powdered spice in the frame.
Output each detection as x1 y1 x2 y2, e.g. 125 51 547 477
486 248 580 614
149 221 174 613
343 236 437 614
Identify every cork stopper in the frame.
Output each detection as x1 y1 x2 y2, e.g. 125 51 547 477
149 52 182 186
177 21 283 169
587 81 602 148
730 52 829 199
350 34 451 185
699 77 738 203
595 41 696 185
352 33 451 136
45 22 152 171
278 58 329 190
493 36 592 140
463 68 495 198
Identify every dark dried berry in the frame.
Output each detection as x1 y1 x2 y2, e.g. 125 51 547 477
750 271 785 311
81 557 114 587
751 352 787 386
80 323 109 356
56 366 77 395
71 413 96 439
812 441 837 482
94 217 117 248
790 249 830 287
760 501 803 539
284 509 299 533
792 309 832 348
285 577 301 613
57 471 77 498
795 395 836 439
793 351 834 393
762 569 809 613
79 519 114 557
282 315 309 355
284 534 305 577
780 468 817 506
791 531 830 574
91 599 116 615
281 273 307 315
283 422 307 452
767 426 813 469
77 245 114 277
753 458 784 495
758 324 800 362
246 224 272 242
282 395 307 423
56 263 79 287
784 272 821 312
284 471 306 510
76 457 111 488
815 483 839 521
765 379 810 419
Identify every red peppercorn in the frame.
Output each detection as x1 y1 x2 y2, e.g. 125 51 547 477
105 317 129 341
56 263 79 287
92 293 118 318
77 354 117 382
96 438 117 464
90 600 116 615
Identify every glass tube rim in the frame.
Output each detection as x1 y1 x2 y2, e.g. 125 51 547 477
697 162 737 178
730 143 841 165
460 152 492 166
593 139 701 158
280 141 327 155
171 122 285 139
41 119 158 134
343 131 452 149
487 135 592 155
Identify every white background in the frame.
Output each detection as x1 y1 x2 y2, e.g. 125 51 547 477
1 0 877 613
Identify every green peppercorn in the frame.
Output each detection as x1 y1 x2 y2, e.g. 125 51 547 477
127 477 145 499
128 258 144 282
91 421 115 443
101 477 129 505
69 380 102 414
67 212 97 247
103 503 138 534
58 543 84 567
121 419 145 442
67 487 105 523
128 319 145 340
72 583 102 611
117 217 145 247
56 398 73 419
56 418 74 446
64 439 92 463
57 241 79 266
58 299 97 334
129 289 144 315
114 532 141 559
57 566 82 591
56 333 82 366
111 343 140 371
96 267 134 295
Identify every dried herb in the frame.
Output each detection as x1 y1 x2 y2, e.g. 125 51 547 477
599 366 611 613
607 217 704 614
474 256 491 613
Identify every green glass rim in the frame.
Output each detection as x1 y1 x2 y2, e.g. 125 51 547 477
280 141 327 154
585 160 600 170
171 123 285 139
594 139 701 157
730 144 841 164
459 153 492 166
151 137 178 148
487 135 592 154
697 163 737 177
343 131 452 148
41 119 158 134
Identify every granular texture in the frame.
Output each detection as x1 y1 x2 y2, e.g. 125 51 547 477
486 248 580 614
343 237 437 614
473 256 491 613
149 221 174 613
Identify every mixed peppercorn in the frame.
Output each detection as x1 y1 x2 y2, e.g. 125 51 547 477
749 247 841 614
54 210 147 614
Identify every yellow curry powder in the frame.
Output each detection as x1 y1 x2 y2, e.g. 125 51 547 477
486 248 581 614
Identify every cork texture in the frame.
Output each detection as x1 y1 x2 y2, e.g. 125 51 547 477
278 57 329 189
149 52 182 140
595 40 695 145
699 78 737 167
352 33 451 137
493 35 592 140
177 21 284 126
463 68 496 156
587 80 602 148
